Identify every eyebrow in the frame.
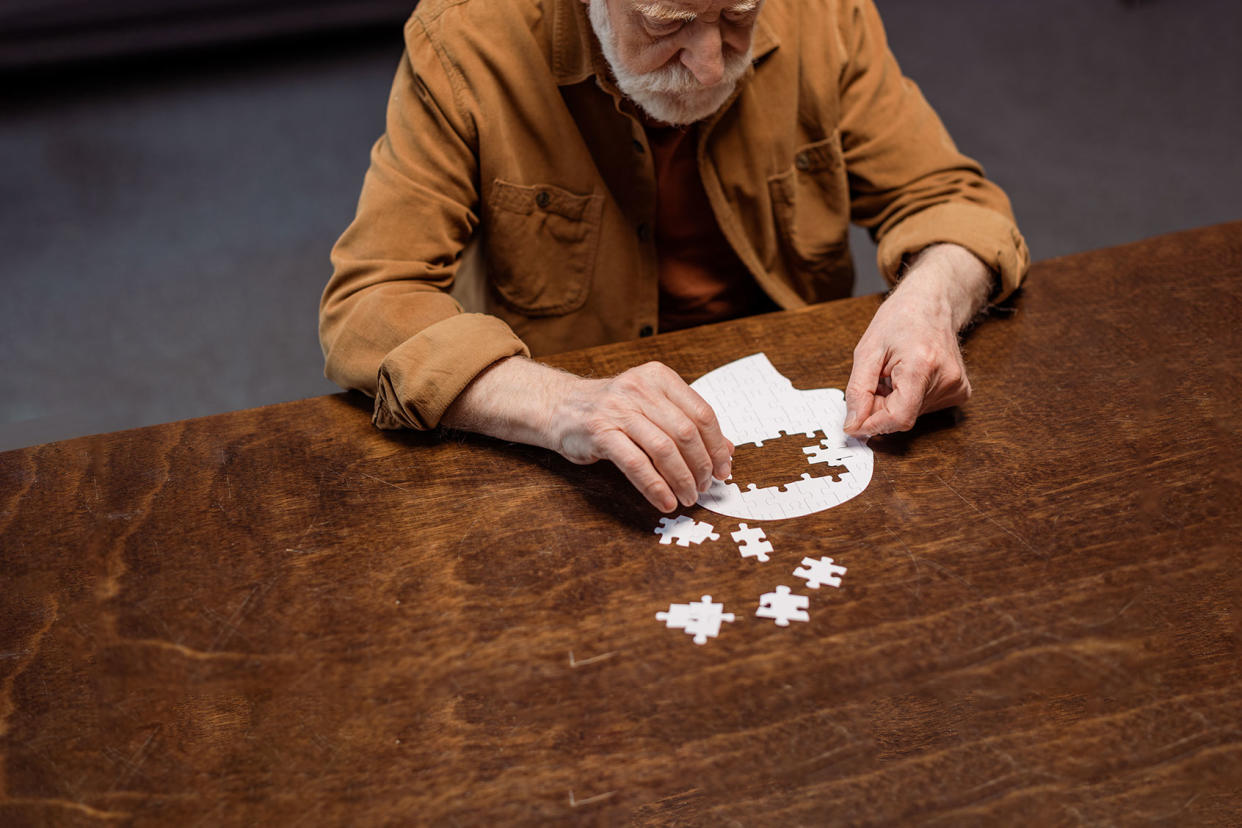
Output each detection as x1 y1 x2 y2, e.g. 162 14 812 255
634 0 758 23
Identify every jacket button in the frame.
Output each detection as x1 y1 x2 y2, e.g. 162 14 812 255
535 190 550 208
639 324 655 337
637 222 651 242
795 152 811 171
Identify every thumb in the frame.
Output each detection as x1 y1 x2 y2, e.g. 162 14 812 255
857 363 929 435
844 349 882 434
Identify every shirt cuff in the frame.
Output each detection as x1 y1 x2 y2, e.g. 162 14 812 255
372 313 530 431
877 202 1031 303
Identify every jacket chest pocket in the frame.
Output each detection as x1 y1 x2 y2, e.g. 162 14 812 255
767 131 853 296
483 179 604 316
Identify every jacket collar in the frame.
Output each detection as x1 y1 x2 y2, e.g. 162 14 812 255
552 0 781 86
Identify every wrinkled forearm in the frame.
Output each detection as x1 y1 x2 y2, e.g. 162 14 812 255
440 355 575 449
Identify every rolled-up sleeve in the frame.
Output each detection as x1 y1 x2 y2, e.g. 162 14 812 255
837 0 1030 300
319 15 528 430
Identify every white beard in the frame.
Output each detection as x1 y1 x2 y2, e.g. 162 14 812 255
587 0 754 125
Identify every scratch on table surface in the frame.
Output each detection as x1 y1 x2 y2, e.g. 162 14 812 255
1147 724 1242 769
125 638 288 662
1 797 129 820
569 789 616 808
883 527 923 600
569 650 617 668
0 596 58 739
932 472 1047 559
1073 589 1145 629
960 629 1029 660
1139 791 1204 822
206 584 259 652
359 471 409 491
295 516 324 547
107 727 158 790
799 738 866 768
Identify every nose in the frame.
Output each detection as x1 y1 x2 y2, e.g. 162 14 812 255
679 22 725 86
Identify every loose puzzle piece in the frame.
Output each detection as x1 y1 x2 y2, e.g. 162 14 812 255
656 595 736 645
654 515 720 547
730 523 773 562
755 585 810 627
793 556 847 589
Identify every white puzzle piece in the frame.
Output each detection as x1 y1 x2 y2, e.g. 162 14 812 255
792 556 847 589
730 523 772 562
654 515 720 547
656 595 736 645
691 353 874 521
755 585 810 627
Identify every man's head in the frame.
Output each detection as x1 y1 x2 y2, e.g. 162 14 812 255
584 0 763 125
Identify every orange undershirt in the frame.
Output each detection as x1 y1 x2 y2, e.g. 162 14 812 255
645 122 775 332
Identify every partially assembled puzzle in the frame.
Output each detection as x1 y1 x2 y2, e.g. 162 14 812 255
648 353 866 646
689 353 874 521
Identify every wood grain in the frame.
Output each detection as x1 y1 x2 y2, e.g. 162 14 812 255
2 223 1241 825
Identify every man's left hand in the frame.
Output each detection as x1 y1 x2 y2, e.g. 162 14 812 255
843 244 994 437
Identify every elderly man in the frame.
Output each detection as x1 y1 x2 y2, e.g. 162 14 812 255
319 0 1029 513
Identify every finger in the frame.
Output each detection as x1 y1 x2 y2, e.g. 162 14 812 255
844 346 884 435
857 361 930 435
596 429 678 512
642 398 718 492
655 369 734 481
622 412 702 508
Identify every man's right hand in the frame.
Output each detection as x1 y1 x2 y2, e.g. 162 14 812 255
441 356 733 513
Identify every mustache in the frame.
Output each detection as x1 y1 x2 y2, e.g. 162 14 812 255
627 51 752 96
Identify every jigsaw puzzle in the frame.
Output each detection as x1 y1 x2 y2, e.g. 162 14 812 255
792 556 847 589
689 354 874 521
755 585 810 626
730 523 772 562
654 515 720 547
656 595 736 645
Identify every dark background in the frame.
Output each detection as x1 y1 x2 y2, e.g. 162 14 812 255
2 0 1240 451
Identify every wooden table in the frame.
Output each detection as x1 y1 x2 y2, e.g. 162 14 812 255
3 224 1241 825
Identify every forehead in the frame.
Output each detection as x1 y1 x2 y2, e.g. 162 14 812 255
631 0 759 18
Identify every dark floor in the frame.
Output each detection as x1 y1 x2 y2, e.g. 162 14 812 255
2 0 1240 452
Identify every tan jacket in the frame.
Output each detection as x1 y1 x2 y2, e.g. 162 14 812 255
320 0 1029 431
